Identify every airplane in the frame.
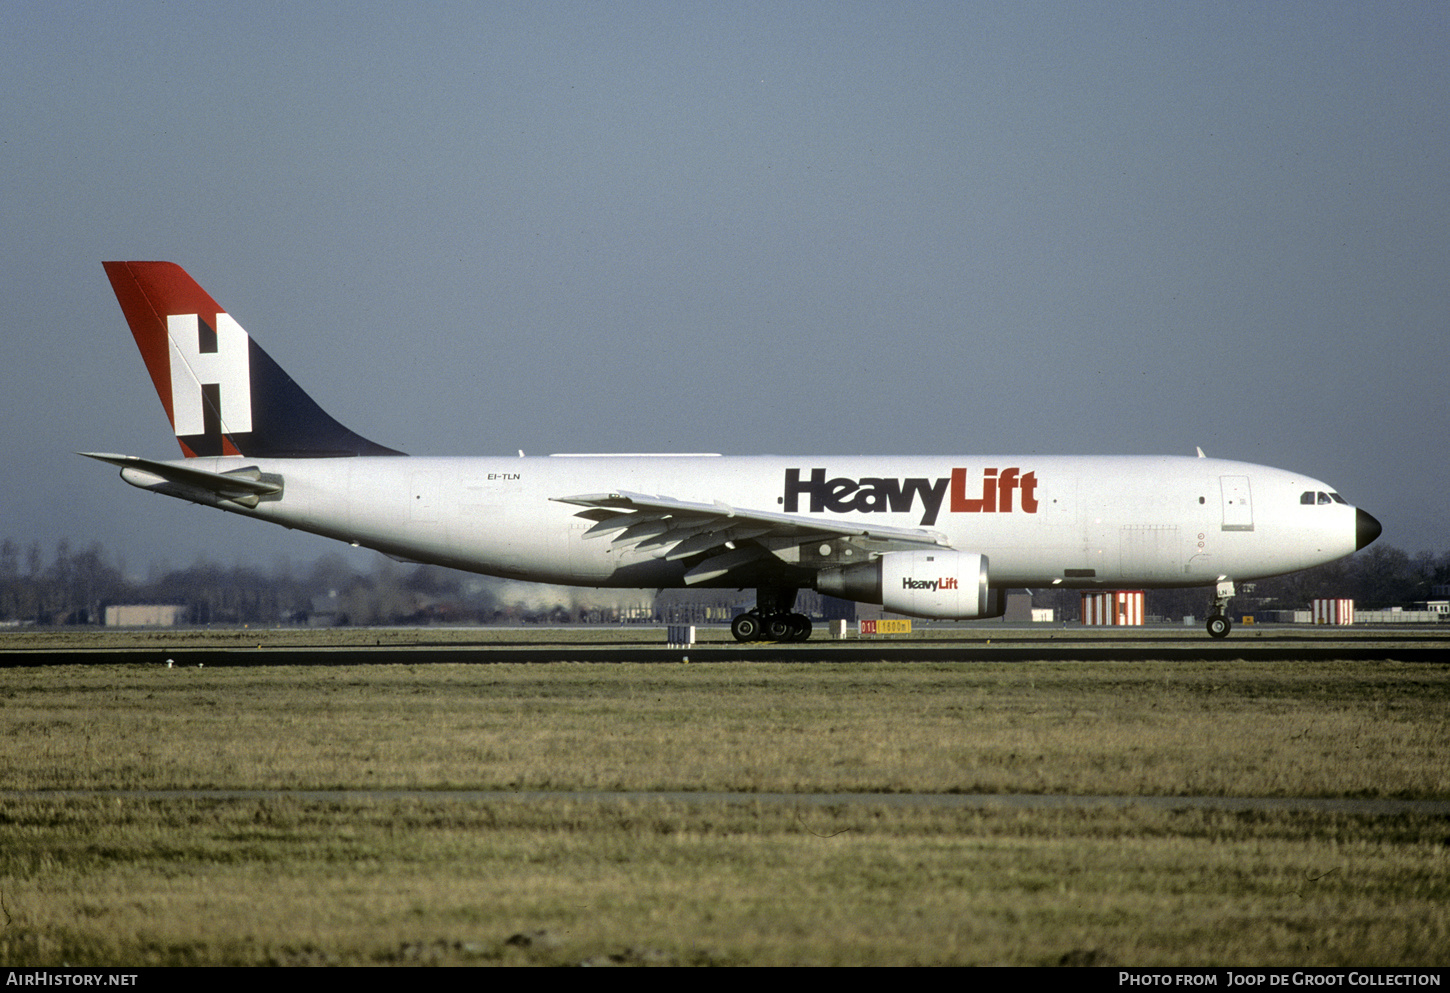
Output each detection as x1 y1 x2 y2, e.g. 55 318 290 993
85 261 1382 641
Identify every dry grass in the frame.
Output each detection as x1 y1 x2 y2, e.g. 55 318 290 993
1 657 1447 966
1 660 1446 797
1 796 1446 967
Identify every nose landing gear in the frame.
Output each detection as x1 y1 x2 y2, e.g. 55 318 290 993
1205 579 1235 639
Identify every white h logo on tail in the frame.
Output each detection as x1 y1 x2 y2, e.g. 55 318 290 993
167 313 252 436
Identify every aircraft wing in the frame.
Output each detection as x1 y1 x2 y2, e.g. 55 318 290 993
552 489 948 584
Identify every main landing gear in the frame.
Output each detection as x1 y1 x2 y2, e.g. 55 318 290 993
731 586 813 643
1205 578 1235 639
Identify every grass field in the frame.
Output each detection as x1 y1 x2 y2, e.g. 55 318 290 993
1 654 1447 966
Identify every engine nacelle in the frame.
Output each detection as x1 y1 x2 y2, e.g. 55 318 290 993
815 550 1003 619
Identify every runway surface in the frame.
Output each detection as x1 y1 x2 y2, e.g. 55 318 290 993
2 625 1445 665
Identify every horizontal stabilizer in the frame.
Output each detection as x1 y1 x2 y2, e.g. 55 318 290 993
78 452 282 508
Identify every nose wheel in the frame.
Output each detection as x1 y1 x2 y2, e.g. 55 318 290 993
1205 579 1235 639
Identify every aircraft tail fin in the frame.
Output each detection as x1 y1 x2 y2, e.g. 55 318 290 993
102 261 404 458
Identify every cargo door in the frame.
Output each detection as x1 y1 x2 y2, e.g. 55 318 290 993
1220 476 1254 532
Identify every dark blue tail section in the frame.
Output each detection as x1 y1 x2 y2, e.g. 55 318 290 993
225 339 404 457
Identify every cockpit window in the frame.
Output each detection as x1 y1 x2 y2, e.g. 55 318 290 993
1302 491 1346 506
1301 491 1315 505
1318 492 1333 505
1329 492 1347 504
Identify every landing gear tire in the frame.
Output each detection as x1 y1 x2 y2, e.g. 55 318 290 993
731 611 812 643
787 614 812 642
764 613 812 642
764 614 794 642
1204 580 1237 640
731 613 760 642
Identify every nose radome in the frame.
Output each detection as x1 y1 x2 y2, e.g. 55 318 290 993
1356 509 1382 551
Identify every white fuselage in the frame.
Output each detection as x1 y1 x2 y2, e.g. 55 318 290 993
163 453 1364 590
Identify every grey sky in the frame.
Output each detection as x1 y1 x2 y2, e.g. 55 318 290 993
3 1 1446 577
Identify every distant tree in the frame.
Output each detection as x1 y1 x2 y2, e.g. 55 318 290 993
308 554 357 598
66 542 123 623
0 539 21 620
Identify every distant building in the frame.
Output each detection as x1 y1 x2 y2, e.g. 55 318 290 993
309 591 342 627
105 605 186 627
1354 603 1448 624
654 589 741 625
1002 592 1054 623
1081 591 1144 626
1004 593 1033 623
1312 598 1354 625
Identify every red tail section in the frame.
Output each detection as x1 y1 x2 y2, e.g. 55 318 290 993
104 261 232 455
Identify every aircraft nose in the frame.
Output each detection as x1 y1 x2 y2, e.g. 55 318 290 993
1356 508 1382 551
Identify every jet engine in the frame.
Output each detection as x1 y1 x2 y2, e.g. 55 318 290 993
815 550 1004 619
